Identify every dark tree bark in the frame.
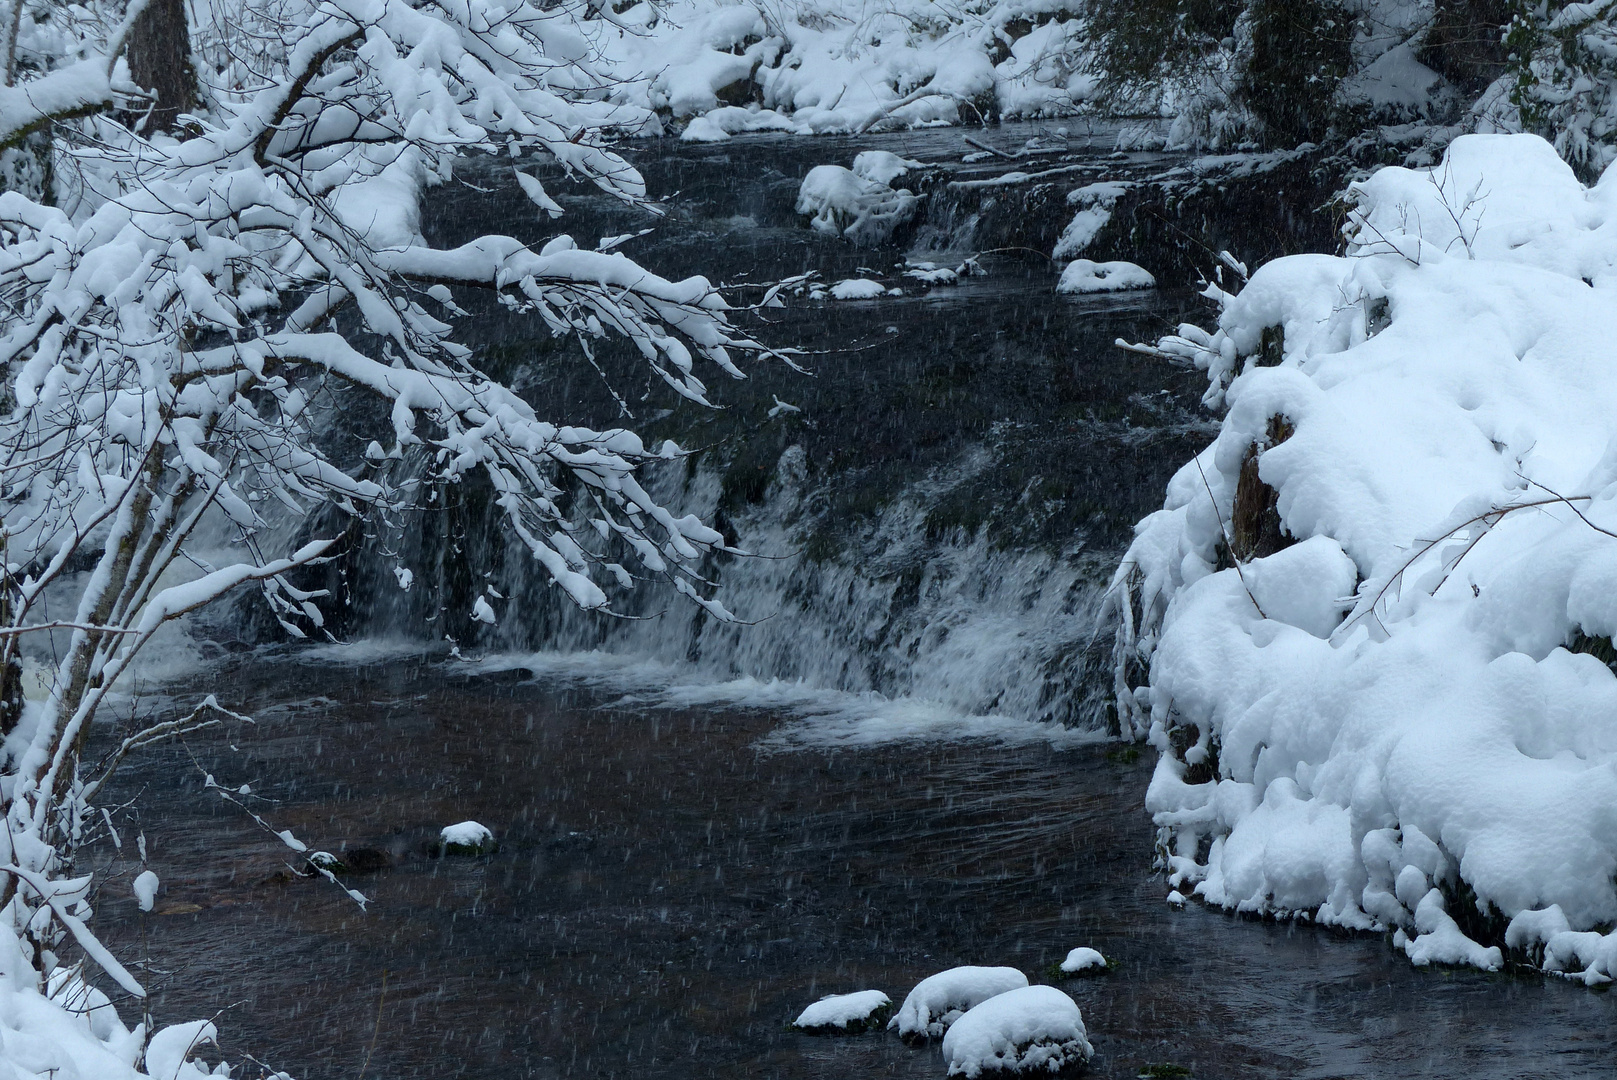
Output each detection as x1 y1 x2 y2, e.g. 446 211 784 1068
125 0 197 134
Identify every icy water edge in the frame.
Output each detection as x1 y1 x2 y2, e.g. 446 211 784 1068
88 125 1617 1079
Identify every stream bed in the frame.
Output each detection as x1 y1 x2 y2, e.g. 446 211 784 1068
86 123 1617 1079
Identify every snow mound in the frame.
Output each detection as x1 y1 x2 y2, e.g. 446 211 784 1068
792 989 892 1033
1056 260 1155 294
1058 947 1106 974
681 106 811 142
940 985 1093 1078
890 966 1028 1041
439 821 495 854
852 150 924 186
796 164 921 247
1115 132 1617 978
827 278 889 301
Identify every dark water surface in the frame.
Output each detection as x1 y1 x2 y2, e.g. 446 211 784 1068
95 653 1617 1080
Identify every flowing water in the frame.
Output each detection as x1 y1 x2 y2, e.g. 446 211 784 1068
88 124 1617 1079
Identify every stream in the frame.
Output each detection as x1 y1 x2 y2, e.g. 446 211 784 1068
89 123 1617 1079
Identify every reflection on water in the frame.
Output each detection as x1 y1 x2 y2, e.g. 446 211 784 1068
94 654 1617 1080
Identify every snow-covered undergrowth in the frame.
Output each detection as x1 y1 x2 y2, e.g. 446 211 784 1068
1116 131 1617 981
593 0 1090 135
0 966 228 1079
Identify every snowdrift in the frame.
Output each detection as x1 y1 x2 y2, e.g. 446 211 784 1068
1115 133 1617 982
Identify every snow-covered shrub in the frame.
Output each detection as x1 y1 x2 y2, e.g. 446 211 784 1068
939 985 1092 1078
1478 1 1617 178
1113 131 1617 978
796 162 921 246
889 965 1028 1041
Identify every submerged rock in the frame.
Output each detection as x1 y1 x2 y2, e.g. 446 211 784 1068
791 990 892 1034
941 985 1093 1077
889 966 1028 1042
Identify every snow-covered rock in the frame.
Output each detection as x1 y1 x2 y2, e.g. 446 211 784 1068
890 966 1028 1041
791 989 892 1033
1058 947 1106 974
827 278 889 300
438 821 496 855
1116 132 1617 979
1056 260 1155 294
940 985 1093 1078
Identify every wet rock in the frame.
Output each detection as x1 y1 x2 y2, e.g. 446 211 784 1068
341 847 393 873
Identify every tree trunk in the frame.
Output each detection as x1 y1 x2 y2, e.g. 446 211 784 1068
125 0 196 134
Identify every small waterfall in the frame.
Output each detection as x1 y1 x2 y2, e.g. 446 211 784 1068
475 444 1121 729
258 124 1220 732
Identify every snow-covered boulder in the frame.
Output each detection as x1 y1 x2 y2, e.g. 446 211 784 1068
1057 947 1107 975
890 965 1028 1041
796 164 920 246
827 278 889 300
1056 260 1155 294
940 985 1093 1077
437 821 496 856
791 989 892 1034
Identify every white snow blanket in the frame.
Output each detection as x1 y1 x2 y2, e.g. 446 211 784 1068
890 966 1028 1040
792 989 891 1032
940 985 1093 1078
1117 132 1617 980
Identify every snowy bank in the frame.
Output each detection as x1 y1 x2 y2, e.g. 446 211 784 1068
594 0 1089 135
0 962 233 1080
1115 132 1617 980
